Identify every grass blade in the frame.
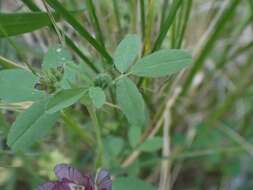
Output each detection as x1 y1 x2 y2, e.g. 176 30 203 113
112 0 122 34
21 0 40 11
21 0 98 73
0 56 26 70
180 0 241 97
0 12 71 37
65 37 98 72
140 0 146 41
153 0 183 51
143 0 154 54
46 0 112 63
86 0 104 45
160 0 169 28
175 0 193 48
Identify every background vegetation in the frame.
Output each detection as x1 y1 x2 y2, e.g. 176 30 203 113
0 0 253 189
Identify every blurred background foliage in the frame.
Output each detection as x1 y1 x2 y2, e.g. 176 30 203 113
0 0 253 189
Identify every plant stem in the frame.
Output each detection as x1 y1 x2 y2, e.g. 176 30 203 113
87 106 104 168
61 111 95 146
159 106 171 190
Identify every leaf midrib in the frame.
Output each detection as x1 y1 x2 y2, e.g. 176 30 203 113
8 107 45 146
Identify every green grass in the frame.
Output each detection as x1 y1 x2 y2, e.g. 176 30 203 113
0 0 252 189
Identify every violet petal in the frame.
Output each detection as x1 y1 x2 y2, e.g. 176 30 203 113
36 182 55 190
95 169 112 190
54 164 85 185
82 175 94 190
52 181 70 190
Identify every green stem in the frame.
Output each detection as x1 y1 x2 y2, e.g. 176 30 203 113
61 112 95 146
87 106 104 168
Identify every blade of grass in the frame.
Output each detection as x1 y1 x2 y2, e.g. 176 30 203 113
218 123 253 157
0 23 36 74
65 37 98 72
229 41 253 60
140 0 146 41
153 0 183 51
41 0 65 45
160 0 169 29
0 55 26 70
206 54 253 126
86 0 104 46
170 11 177 48
215 12 252 69
21 0 40 11
21 0 98 72
143 0 154 54
180 0 240 96
112 0 122 35
138 146 244 167
248 0 253 12
175 0 192 48
46 0 112 63
129 0 137 33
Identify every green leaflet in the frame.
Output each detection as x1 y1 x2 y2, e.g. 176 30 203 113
42 45 78 89
42 45 72 70
46 88 87 113
138 137 163 152
0 69 44 102
116 77 146 127
105 136 124 156
7 99 59 151
131 49 192 77
88 87 106 109
128 126 142 148
113 176 155 190
113 34 141 73
0 11 82 37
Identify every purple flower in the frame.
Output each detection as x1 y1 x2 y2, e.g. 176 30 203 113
36 164 112 190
